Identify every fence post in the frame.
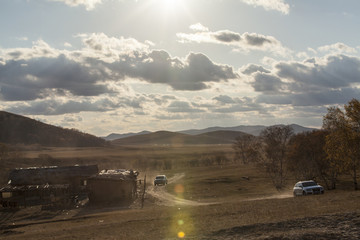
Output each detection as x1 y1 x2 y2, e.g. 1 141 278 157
141 175 146 208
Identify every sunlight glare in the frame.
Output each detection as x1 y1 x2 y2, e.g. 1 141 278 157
161 0 182 11
156 0 185 15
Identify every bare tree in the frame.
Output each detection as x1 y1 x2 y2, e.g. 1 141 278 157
233 134 260 164
259 125 294 189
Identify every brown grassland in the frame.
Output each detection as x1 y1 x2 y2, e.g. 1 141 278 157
1 144 360 239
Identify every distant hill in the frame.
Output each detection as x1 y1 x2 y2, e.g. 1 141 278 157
178 125 266 136
0 111 107 147
112 130 250 145
108 124 317 142
103 131 151 141
179 124 316 136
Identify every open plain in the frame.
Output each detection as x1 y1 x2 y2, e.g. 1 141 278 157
1 145 360 239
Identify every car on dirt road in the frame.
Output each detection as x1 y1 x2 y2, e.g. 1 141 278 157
154 175 168 186
293 180 324 196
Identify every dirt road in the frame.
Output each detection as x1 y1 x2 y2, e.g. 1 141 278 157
146 173 293 207
146 173 211 206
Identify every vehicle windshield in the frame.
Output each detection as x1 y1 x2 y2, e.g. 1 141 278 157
302 181 317 187
156 176 165 179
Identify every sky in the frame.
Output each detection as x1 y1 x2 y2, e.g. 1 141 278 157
1 0 360 136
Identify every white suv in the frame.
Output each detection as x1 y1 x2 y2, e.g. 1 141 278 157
293 180 324 196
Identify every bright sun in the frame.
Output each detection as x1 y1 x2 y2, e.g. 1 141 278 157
140 0 188 19
159 0 183 12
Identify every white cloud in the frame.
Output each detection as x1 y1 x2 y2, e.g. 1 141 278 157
48 0 103 10
251 54 360 106
64 42 72 48
240 0 290 15
3 39 59 61
177 25 291 57
189 23 209 32
15 37 28 41
318 42 357 54
0 33 238 106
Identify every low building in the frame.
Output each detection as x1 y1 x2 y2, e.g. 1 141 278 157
0 165 98 208
87 169 139 204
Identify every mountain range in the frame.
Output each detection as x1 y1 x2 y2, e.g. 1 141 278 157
0 111 317 147
108 124 317 145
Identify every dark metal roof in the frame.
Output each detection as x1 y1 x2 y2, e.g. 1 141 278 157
0 183 70 192
8 165 98 186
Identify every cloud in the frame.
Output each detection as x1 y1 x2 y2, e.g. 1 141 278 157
64 42 72 48
212 96 267 114
213 95 236 104
3 40 58 61
167 101 205 113
189 23 209 32
0 33 237 106
214 31 241 43
251 73 284 93
177 25 290 56
256 88 360 107
15 37 28 41
47 0 102 10
318 42 357 54
106 50 238 90
251 54 360 106
241 64 271 75
76 33 151 62
276 54 360 92
0 55 110 101
240 0 290 15
78 33 238 90
4 94 147 116
62 115 83 123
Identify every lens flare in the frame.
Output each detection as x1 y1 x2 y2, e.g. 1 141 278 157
174 184 184 193
177 219 184 225
177 231 185 238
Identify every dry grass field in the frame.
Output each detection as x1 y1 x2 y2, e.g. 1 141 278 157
1 145 360 239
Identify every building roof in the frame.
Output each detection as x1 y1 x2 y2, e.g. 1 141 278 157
89 169 139 181
8 165 99 186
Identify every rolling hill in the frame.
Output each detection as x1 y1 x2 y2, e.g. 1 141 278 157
178 124 316 136
102 131 151 141
111 130 250 145
106 124 317 142
0 111 107 147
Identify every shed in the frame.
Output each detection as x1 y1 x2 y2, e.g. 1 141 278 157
87 169 139 204
1 165 98 208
